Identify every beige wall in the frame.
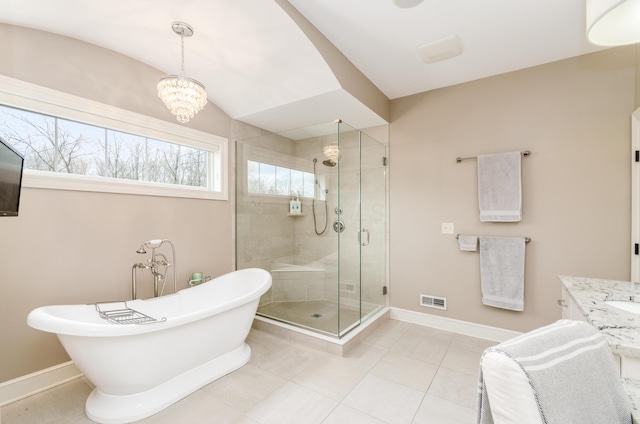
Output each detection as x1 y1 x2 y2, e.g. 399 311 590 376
0 24 243 383
389 47 636 333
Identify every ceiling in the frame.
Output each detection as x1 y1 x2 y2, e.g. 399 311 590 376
0 0 605 134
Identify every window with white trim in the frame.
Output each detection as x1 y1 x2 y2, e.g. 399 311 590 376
0 76 228 200
0 104 212 187
247 160 315 198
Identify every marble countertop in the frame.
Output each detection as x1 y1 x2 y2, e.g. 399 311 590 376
559 275 640 359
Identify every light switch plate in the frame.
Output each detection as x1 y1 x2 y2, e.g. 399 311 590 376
441 222 454 234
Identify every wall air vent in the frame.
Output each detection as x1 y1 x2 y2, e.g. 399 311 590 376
420 294 447 310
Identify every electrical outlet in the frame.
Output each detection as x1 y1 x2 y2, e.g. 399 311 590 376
441 222 454 234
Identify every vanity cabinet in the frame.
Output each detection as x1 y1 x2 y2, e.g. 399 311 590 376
559 286 587 322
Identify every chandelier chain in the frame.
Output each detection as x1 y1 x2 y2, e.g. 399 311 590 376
180 32 185 75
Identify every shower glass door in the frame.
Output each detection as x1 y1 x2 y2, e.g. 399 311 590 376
336 122 387 337
335 121 361 336
358 130 387 326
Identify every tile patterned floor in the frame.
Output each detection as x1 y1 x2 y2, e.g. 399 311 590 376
1 319 496 424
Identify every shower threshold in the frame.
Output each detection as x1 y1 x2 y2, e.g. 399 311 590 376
257 300 372 336
253 301 389 356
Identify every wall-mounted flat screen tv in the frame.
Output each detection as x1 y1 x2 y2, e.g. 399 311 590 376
0 137 24 217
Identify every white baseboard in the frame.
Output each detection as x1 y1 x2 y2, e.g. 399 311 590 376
390 307 522 343
0 361 82 407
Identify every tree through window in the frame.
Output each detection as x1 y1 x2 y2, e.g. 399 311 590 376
0 104 212 188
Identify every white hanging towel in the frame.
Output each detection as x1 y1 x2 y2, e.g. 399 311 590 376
479 236 525 311
477 151 522 222
458 235 478 251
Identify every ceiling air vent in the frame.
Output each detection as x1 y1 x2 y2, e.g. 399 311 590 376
420 294 447 310
417 35 463 64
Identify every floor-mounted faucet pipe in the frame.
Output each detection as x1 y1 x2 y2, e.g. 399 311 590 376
131 263 148 300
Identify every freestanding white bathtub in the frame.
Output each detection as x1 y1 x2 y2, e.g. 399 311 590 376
27 268 271 424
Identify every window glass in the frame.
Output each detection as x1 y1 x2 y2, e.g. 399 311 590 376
0 104 214 190
247 160 260 194
303 172 315 198
291 169 303 197
275 166 290 196
105 130 146 180
259 163 276 194
248 160 315 198
56 118 105 175
0 105 55 171
179 145 208 188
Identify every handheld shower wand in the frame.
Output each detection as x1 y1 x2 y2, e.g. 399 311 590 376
312 159 329 235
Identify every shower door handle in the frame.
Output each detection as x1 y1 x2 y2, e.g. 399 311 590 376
360 229 370 246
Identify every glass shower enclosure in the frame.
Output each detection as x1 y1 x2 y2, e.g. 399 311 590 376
236 120 387 338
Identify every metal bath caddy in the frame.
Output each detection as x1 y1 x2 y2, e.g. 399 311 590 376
95 301 166 325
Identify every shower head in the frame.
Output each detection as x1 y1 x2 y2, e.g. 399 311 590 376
322 159 336 167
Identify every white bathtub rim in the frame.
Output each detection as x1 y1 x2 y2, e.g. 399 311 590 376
27 268 271 337
85 343 251 424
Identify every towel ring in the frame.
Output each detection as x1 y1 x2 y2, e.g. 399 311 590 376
456 234 531 244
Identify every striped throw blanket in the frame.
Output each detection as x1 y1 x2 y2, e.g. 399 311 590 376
477 319 631 424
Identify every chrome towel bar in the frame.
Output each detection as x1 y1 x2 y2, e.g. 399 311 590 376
456 150 530 163
455 234 531 244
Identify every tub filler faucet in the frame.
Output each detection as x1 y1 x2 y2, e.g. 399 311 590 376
132 239 177 300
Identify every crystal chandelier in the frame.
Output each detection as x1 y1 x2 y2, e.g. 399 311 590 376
157 22 207 124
